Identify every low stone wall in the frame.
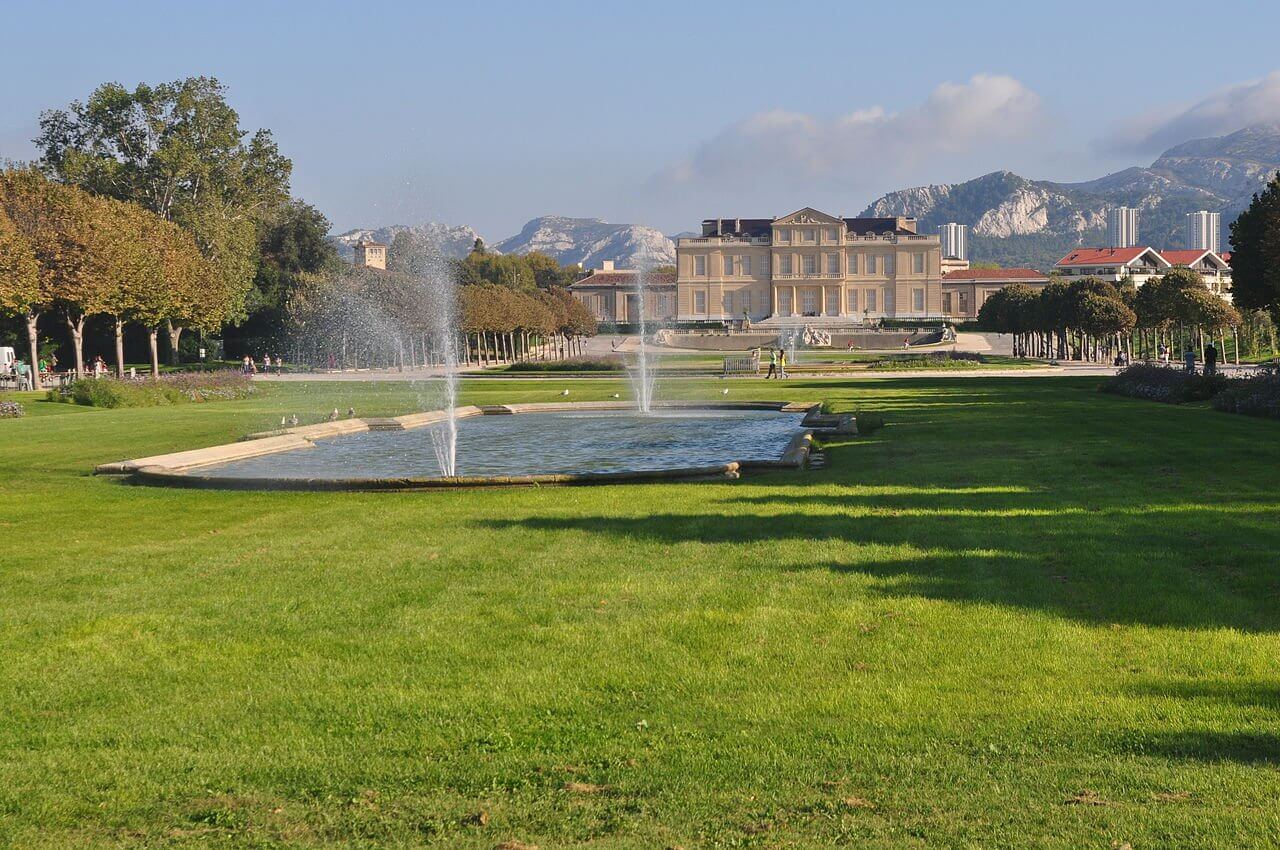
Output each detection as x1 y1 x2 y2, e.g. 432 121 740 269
96 400 821 490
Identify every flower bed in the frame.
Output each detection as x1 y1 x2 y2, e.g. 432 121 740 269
1211 366 1280 420
1101 363 1229 404
50 371 256 408
0 401 24 418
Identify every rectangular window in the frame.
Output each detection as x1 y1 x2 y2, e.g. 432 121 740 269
825 227 838 242
741 290 752 313
885 254 896 275
866 255 878 275
825 288 840 315
694 255 706 276
780 255 793 275
826 253 839 274
913 253 925 274
803 228 815 242
694 291 706 313
847 254 858 275
741 255 751 275
723 291 733 314
722 255 734 277
802 288 818 314
847 289 858 312
866 289 877 311
803 255 817 275
776 229 790 244
912 288 925 311
778 289 792 315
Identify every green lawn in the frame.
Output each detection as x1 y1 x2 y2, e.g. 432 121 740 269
2 376 1279 848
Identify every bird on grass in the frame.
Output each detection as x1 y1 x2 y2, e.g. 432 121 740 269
328 408 339 421
280 416 287 426
721 388 729 395
289 414 299 427
347 407 356 418
611 393 620 399
560 389 570 396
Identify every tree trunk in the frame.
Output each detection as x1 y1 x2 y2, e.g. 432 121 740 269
25 312 42 391
64 312 86 377
148 328 161 379
166 320 183 366
114 317 126 378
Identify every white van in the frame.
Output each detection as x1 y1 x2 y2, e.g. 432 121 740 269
0 346 15 373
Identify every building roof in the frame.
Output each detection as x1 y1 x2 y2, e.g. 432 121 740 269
1159 249 1231 268
943 267 1047 282
698 214 919 238
1055 246 1166 267
569 270 676 289
843 217 917 236
354 238 387 248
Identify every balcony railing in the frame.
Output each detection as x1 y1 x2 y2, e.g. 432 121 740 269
774 272 843 280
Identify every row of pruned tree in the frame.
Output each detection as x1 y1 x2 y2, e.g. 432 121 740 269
0 169 214 384
285 265 597 370
978 269 1242 363
459 284 596 364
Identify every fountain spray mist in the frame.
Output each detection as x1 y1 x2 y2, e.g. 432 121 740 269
629 264 656 413
420 251 460 476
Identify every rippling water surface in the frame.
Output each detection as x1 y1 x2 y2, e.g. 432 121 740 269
206 409 804 479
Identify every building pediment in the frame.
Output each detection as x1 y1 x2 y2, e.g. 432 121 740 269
774 207 843 226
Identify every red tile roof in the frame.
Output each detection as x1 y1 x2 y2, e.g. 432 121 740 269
1220 251 1232 263
1159 250 1213 266
1055 247 1153 266
942 267 1047 281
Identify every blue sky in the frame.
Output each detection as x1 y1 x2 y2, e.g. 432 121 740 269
4 0 1280 238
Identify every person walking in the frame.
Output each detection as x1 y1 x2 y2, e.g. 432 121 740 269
779 348 788 379
1184 347 1196 374
15 359 30 391
1205 341 1218 376
765 348 778 379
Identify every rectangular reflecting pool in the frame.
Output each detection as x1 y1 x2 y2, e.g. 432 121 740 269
204 409 806 480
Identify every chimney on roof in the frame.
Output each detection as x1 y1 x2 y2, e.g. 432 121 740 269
734 218 740 233
601 260 615 272
717 218 723 236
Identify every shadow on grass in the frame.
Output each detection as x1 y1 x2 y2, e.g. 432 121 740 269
474 499 1280 633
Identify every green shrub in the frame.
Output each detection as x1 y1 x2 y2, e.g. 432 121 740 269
58 372 256 408
1101 364 1229 405
505 357 622 373
853 411 885 434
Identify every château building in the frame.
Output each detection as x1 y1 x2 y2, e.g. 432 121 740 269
568 261 677 324
675 208 944 323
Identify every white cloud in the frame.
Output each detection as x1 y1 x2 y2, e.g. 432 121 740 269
657 74 1041 188
1107 71 1280 153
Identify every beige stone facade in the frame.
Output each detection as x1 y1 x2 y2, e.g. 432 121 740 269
568 262 677 324
941 268 1050 319
675 208 944 323
353 239 387 270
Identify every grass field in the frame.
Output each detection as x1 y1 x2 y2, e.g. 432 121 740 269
2 376 1279 848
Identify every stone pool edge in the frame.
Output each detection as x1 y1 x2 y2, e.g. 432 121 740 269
94 400 823 490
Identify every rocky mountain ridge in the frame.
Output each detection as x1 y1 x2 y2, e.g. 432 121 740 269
331 216 675 269
860 123 1280 268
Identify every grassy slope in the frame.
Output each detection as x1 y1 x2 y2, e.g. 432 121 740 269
1 377 1279 849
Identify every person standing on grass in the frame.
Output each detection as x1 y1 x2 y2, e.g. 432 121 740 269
779 348 788 379
1205 342 1218 376
15 359 30 391
1184 347 1196 373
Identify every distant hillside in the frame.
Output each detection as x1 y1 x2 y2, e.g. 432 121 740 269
494 216 675 268
330 223 484 261
860 123 1280 268
332 216 675 270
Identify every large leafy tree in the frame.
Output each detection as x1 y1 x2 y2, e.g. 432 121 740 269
1229 171 1280 312
0 205 40 375
233 200 338 354
36 76 292 361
